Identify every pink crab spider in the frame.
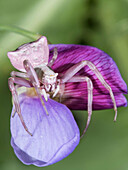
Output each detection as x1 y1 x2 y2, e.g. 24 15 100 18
8 36 117 136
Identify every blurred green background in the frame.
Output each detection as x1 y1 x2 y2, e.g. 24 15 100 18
0 0 128 170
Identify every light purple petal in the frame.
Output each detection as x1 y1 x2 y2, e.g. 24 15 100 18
49 44 127 110
10 94 80 167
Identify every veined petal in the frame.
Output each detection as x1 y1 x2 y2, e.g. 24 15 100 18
49 44 127 110
10 94 80 167
63 93 127 110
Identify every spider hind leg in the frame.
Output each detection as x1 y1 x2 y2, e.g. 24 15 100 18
8 77 32 136
66 76 93 138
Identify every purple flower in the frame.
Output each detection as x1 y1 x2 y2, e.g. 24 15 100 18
48 44 127 110
8 37 127 167
10 94 80 167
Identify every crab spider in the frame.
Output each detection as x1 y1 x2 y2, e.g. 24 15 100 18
8 50 117 137
8 37 117 136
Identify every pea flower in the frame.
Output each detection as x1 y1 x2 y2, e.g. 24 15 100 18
11 93 80 167
48 44 127 111
8 36 127 167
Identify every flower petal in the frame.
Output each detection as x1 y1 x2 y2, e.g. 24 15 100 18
11 94 80 167
49 44 127 109
63 93 127 110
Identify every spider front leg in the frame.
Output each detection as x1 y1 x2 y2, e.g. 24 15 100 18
62 60 117 121
11 71 28 78
11 70 48 101
23 60 49 115
67 76 93 137
48 47 58 67
52 79 60 98
8 77 32 136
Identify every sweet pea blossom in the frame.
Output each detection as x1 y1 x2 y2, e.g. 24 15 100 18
11 93 80 167
48 44 127 111
8 37 127 167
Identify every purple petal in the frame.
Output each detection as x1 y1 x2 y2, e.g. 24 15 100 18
63 93 127 110
49 44 127 110
10 94 80 167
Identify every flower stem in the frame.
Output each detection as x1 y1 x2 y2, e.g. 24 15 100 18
0 24 42 40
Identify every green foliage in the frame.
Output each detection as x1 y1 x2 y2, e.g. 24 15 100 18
0 0 128 170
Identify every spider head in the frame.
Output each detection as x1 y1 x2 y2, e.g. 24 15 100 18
43 73 58 91
44 73 58 84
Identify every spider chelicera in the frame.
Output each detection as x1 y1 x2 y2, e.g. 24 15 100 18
8 36 117 136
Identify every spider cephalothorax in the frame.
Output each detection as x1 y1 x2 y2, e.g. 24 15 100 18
40 67 58 92
34 65 60 100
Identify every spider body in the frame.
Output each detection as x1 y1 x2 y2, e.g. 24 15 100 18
8 36 126 136
34 65 59 95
